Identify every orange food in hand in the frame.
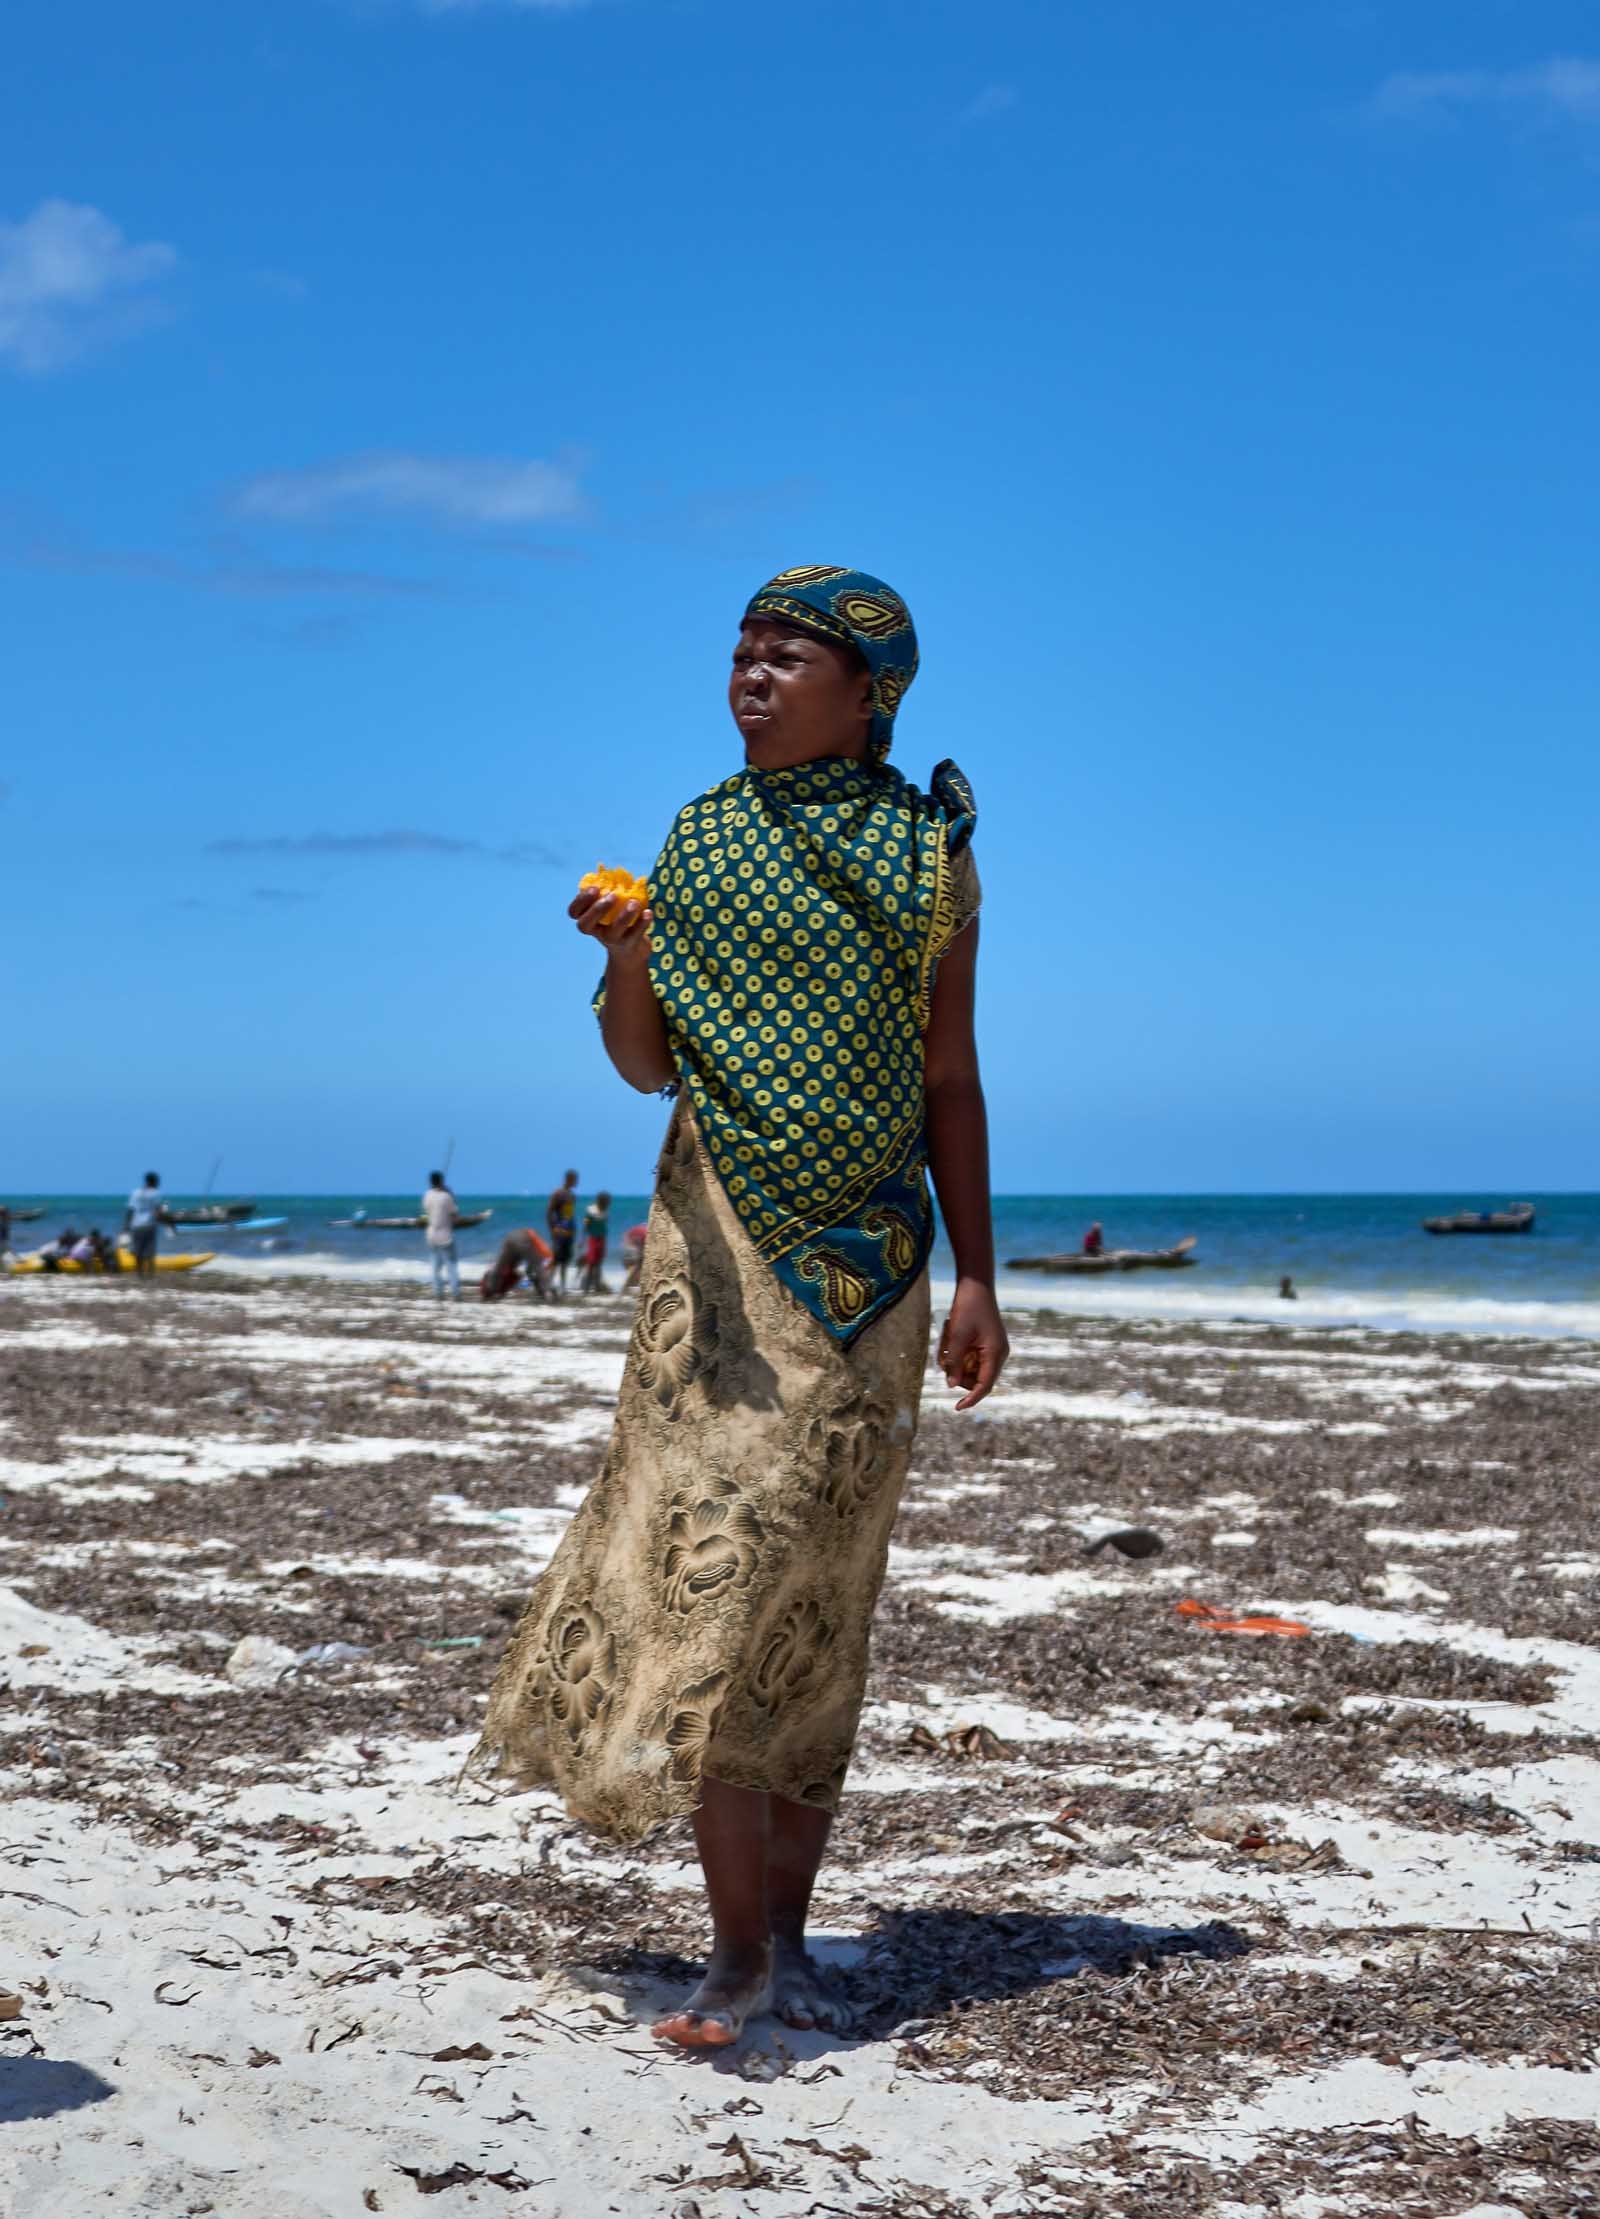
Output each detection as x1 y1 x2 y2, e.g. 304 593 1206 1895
579 864 650 909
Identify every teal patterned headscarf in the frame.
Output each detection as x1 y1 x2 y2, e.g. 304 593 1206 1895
743 564 919 764
630 567 975 1346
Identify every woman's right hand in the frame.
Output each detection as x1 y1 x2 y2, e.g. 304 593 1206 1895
571 887 652 964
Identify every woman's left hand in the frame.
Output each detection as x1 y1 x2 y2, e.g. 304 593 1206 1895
937 1278 1010 1411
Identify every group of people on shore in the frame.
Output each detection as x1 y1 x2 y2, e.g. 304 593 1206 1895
0 1174 170 1278
421 1166 645 1305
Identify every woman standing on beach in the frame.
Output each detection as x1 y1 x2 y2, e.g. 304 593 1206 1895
473 566 1008 2046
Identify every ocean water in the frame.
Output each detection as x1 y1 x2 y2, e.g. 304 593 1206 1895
7 1192 1599 1340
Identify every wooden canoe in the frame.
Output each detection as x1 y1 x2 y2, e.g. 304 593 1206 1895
7 1249 215 1275
330 1209 495 1231
1421 1205 1535 1235
1009 1237 1198 1274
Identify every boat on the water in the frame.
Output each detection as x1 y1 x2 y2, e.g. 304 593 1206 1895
200 1214 288 1234
1422 1203 1535 1236
329 1208 495 1231
167 1200 259 1226
1009 1236 1198 1275
7 1248 216 1275
3 1205 48 1223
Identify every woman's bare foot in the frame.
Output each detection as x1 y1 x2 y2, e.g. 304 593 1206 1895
770 1936 853 2034
651 1942 772 2048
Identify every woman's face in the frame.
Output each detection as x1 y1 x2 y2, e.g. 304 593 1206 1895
729 618 874 769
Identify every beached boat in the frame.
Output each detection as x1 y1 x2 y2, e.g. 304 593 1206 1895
1422 1204 1535 1236
328 1208 495 1231
1009 1237 1198 1275
6 1248 216 1275
167 1200 258 1226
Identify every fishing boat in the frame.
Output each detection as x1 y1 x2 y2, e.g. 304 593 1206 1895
2 1205 48 1223
1009 1236 1198 1275
1422 1203 1535 1236
7 1248 216 1276
200 1215 288 1234
166 1200 259 1226
328 1208 495 1231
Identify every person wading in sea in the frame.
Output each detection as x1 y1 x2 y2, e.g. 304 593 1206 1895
472 565 1008 2047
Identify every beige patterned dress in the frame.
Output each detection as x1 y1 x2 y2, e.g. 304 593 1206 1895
472 855 979 1844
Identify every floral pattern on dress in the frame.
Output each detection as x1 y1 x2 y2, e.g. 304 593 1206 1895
752 1596 831 1714
663 1671 732 1783
663 1478 764 1615
546 1601 617 1745
635 1272 719 1417
806 1394 890 1516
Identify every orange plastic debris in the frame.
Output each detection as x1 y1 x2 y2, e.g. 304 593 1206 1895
1175 1598 1312 1639
578 864 650 909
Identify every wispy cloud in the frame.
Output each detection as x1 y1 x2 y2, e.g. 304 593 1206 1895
208 830 565 868
232 449 589 529
4 511 438 601
962 84 1019 127
0 199 177 373
1372 56 1600 123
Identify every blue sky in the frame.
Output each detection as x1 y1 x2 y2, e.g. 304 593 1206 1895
3 1 1597 1196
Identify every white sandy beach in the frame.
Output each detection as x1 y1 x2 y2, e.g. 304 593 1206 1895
2 1277 1597 2216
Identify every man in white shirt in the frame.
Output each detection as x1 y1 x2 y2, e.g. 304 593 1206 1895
422 1171 460 1301
123 1172 166 1276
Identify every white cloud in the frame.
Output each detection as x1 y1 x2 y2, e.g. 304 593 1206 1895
1373 56 1600 123
232 449 588 529
963 84 1019 126
0 199 177 372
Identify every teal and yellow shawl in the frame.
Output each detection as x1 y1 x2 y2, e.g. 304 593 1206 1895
645 751 976 1343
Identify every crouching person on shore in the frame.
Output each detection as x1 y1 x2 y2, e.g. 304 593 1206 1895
479 1228 554 1303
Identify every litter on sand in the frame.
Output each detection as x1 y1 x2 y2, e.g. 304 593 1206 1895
1174 1597 1312 1638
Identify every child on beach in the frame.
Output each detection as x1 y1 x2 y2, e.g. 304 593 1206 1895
618 1221 649 1292
473 565 1008 2048
578 1191 611 1294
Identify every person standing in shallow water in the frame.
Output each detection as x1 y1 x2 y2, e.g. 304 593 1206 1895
471 566 1009 2048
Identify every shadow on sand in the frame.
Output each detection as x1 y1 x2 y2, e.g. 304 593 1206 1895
832 1907 1252 2035
587 1906 1251 2069
0 2056 118 2123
